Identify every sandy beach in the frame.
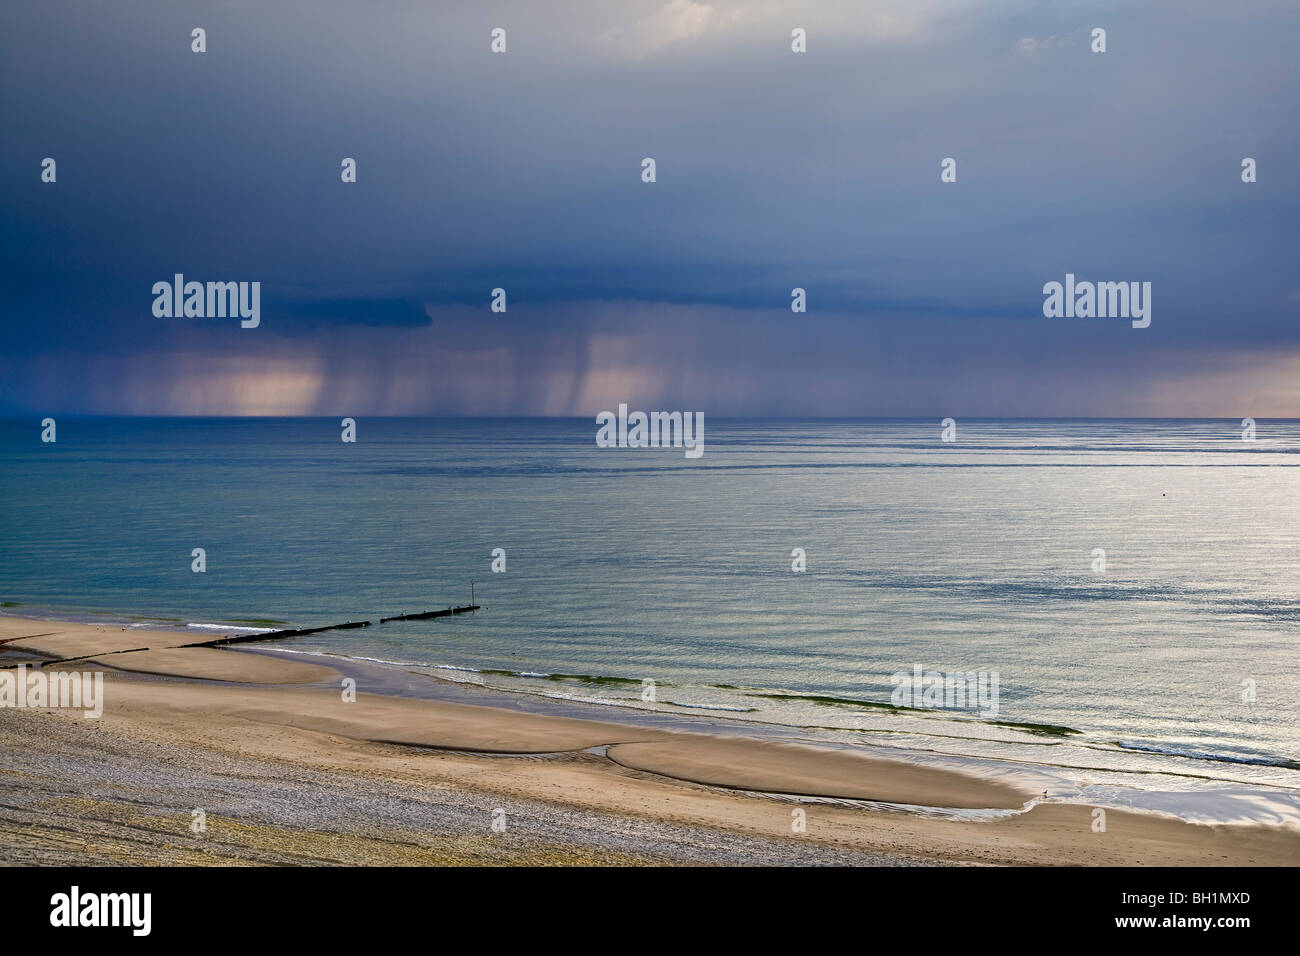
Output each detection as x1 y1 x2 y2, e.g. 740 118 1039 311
2 614 1296 866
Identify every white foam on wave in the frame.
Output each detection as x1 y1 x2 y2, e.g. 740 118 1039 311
186 622 277 633
667 701 755 712
350 654 427 667
428 672 486 686
879 751 1300 829
534 691 629 707
1116 740 1293 769
1068 784 1300 829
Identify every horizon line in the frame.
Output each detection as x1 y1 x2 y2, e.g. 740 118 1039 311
3 414 1296 423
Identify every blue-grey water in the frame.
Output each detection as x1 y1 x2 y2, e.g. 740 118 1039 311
2 417 1298 824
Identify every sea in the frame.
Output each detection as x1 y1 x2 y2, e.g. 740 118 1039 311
2 416 1298 827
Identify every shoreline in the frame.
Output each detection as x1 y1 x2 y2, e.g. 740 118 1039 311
7 605 1297 789
29 605 1298 833
2 613 1298 865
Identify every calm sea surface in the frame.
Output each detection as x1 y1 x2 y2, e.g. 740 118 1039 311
2 417 1298 823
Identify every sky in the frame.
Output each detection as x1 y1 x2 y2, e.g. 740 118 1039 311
1 0 1297 417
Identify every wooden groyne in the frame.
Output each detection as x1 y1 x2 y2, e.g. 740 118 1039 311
185 605 480 647
184 619 372 648
2 646 151 669
378 605 480 624
1 603 481 666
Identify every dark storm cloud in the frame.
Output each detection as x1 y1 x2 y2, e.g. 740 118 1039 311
1 1 1297 414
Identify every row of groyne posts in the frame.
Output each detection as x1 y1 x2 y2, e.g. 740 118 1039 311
203 602 482 648
1 601 481 669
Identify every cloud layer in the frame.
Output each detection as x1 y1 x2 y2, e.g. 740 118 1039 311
1 0 1296 415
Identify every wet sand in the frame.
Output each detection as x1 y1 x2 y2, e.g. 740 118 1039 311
2 615 1296 866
